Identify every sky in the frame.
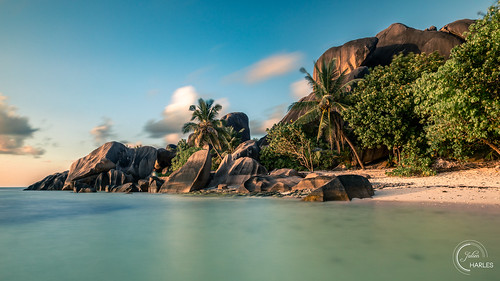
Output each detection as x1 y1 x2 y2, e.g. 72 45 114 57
0 0 495 186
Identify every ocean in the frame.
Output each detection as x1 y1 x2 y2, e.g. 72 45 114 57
0 187 498 281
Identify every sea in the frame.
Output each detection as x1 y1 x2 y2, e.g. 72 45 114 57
0 187 498 281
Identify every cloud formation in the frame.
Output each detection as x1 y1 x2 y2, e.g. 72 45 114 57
0 94 44 156
290 79 311 99
226 52 303 84
250 104 286 136
90 118 115 145
144 86 229 141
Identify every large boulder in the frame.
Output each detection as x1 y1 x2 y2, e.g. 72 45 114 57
439 19 475 41
118 146 157 180
313 37 378 81
242 175 302 193
232 140 260 161
108 183 138 193
94 169 133 192
270 168 300 178
210 156 268 188
63 142 130 190
292 176 334 191
154 147 177 172
302 177 349 202
25 171 68 191
364 23 463 67
337 175 374 199
221 112 250 142
302 175 374 202
160 149 212 193
61 142 157 191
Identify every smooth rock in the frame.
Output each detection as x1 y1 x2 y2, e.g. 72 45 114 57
160 149 211 193
337 174 374 199
25 171 68 191
224 157 268 187
221 112 250 142
364 23 463 67
439 19 475 40
270 168 300 178
63 142 130 190
232 140 260 161
302 177 349 202
109 183 138 193
293 176 334 191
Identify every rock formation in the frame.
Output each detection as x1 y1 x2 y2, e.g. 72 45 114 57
160 149 212 193
25 171 68 191
221 112 251 142
302 175 374 202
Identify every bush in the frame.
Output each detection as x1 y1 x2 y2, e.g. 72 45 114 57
260 123 317 171
345 52 444 175
168 139 202 175
414 2 500 158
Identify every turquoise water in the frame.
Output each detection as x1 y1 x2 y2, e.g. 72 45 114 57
0 188 498 281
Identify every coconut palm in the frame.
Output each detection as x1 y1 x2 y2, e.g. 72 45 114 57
182 98 227 160
288 58 365 169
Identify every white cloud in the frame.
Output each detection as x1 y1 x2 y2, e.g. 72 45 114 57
164 133 181 145
225 52 303 84
90 118 114 145
0 93 44 157
290 79 311 99
250 104 286 135
144 86 230 140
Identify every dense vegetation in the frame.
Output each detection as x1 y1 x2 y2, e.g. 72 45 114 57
345 52 445 176
167 2 499 176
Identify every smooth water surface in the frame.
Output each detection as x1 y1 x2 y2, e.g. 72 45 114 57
0 188 498 281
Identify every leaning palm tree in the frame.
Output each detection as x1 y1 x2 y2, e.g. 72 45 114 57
182 98 228 160
288 58 365 169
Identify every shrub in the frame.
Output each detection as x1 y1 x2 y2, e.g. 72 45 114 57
414 2 500 158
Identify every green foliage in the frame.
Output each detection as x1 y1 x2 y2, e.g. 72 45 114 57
260 146 303 171
414 2 500 158
345 52 444 152
260 123 316 171
386 138 436 177
345 52 444 175
182 98 228 160
289 58 365 168
168 139 202 175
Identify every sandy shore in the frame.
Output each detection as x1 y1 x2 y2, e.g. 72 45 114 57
319 166 500 206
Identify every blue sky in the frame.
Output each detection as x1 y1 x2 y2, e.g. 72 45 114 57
0 0 495 186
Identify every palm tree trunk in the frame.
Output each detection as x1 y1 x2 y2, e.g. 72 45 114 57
483 139 500 156
342 132 365 170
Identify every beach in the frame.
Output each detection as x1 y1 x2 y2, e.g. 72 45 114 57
321 165 500 206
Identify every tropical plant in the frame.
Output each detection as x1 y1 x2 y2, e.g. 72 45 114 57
414 1 500 158
344 52 445 171
289 58 365 169
168 139 202 175
263 123 316 171
182 98 228 160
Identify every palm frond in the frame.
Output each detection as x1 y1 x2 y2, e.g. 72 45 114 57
294 108 321 125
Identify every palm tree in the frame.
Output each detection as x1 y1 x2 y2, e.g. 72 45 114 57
182 98 228 160
288 58 365 169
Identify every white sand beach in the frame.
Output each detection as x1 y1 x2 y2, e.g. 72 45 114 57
322 166 500 206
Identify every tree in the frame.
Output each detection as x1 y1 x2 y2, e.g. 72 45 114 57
345 52 444 165
289 58 365 169
414 2 500 157
262 123 316 171
182 98 228 160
